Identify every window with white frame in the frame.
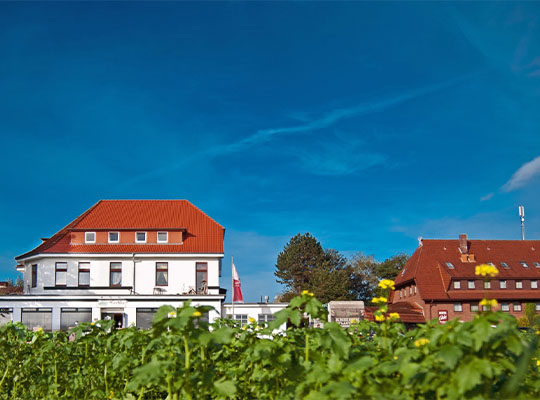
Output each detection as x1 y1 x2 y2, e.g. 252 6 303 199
500 262 510 269
516 280 523 289
470 304 479 312
156 262 168 286
55 262 67 286
532 280 538 289
453 281 461 289
468 280 475 289
520 261 530 268
232 314 248 326
414 285 417 294
500 280 506 289
454 303 463 312
409 286 412 295
157 231 168 243
501 303 510 312
78 262 90 286
484 281 491 289
536 303 540 312
108 232 119 243
258 314 275 323
110 262 122 287
513 303 522 312
31 265 38 288
85 232 96 243
136 232 147 243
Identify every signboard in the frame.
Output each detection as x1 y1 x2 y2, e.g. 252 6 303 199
98 300 127 308
438 310 448 324
328 301 364 328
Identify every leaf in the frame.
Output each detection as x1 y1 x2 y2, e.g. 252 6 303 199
213 378 236 397
436 345 463 369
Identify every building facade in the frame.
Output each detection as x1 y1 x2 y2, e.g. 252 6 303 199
393 234 540 322
2 200 226 330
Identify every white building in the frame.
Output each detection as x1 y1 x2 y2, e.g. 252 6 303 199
1 200 227 330
222 302 288 327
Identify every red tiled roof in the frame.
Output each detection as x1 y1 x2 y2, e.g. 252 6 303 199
394 238 540 301
365 302 425 324
16 200 225 260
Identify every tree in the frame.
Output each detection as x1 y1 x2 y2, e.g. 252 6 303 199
274 233 352 303
348 253 380 302
15 276 23 288
376 253 410 281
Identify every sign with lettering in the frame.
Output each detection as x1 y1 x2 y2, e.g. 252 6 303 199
438 310 448 324
98 300 127 308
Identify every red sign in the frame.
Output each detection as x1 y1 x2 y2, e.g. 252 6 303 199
438 310 448 324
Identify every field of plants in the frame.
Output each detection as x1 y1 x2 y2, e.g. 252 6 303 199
0 291 539 399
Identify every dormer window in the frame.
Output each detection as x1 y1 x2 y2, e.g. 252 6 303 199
500 262 510 269
157 231 168 243
136 232 147 243
85 232 96 243
109 232 119 243
445 262 455 269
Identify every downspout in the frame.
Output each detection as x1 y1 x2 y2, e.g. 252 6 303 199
132 253 136 294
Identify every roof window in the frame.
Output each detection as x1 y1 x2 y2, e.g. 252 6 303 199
401 268 406 276
520 261 529 268
85 232 96 244
157 231 168 243
500 262 510 269
445 262 455 269
108 232 119 243
534 262 540 268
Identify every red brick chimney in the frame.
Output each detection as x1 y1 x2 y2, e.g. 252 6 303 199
459 234 468 254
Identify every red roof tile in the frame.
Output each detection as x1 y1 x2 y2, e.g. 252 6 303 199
394 238 540 301
16 200 224 260
365 302 425 324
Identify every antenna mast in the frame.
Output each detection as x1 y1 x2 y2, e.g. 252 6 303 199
519 205 525 240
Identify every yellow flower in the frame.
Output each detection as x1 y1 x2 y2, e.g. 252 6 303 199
375 314 385 322
475 264 499 277
37 327 43 334
537 360 540 367
378 279 396 290
479 298 498 308
372 296 388 304
248 317 256 324
192 311 202 317
389 313 400 320
301 290 309 295
241 325 248 330
394 356 398 360
350 319 358 324
168 311 177 318
414 338 430 347
536 330 540 335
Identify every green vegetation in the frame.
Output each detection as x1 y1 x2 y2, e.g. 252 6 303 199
275 233 408 302
0 293 539 399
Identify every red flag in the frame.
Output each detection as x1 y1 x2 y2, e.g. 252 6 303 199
232 262 244 303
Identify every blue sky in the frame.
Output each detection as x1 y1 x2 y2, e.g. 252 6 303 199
1 2 540 302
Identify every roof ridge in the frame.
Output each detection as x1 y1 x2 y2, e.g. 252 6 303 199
15 200 103 260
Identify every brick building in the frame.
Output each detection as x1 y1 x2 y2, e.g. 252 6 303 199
392 234 540 323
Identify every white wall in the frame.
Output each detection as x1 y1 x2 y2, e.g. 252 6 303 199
22 255 222 296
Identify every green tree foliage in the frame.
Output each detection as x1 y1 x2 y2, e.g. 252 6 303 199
274 233 353 303
348 253 380 301
376 253 410 280
524 303 539 327
275 234 411 303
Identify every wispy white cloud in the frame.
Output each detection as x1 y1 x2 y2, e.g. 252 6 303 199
119 74 472 190
295 137 385 176
480 192 494 201
501 155 540 192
